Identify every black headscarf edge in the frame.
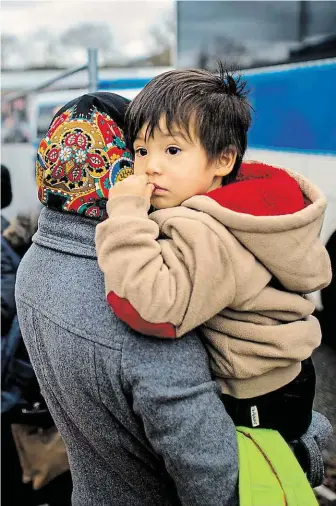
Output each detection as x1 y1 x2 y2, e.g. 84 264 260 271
50 91 131 148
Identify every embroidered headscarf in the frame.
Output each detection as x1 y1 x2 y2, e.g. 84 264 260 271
36 92 134 221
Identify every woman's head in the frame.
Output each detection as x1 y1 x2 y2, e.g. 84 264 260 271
36 92 133 221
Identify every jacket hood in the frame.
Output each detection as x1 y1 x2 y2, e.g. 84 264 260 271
184 161 330 293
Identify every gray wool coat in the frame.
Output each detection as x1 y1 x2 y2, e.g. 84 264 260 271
15 208 239 506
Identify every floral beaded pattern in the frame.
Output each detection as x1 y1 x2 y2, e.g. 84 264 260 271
36 104 133 220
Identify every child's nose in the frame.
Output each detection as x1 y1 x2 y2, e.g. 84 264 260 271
146 163 162 176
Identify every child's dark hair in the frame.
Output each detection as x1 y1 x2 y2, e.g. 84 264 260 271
126 63 252 184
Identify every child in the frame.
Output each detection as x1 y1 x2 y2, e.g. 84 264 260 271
96 66 331 441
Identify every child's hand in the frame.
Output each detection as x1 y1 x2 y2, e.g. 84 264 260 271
109 175 154 208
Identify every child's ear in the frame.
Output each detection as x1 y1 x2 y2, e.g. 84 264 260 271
215 147 237 177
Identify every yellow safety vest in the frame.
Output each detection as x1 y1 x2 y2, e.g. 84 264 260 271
237 427 318 506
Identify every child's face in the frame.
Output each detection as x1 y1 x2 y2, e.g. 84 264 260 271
133 116 234 209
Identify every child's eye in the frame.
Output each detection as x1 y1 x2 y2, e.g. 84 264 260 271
135 148 147 157
166 146 181 155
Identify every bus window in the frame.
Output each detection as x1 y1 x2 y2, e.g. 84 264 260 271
176 1 336 69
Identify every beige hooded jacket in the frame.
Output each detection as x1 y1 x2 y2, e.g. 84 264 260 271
96 162 331 398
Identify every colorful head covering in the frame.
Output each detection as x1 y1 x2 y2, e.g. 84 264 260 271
36 92 134 221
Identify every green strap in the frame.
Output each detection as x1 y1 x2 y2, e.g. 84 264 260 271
237 427 318 506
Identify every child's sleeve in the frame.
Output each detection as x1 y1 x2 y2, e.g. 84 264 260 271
95 194 236 338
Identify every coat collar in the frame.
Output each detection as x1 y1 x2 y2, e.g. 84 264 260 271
33 207 98 258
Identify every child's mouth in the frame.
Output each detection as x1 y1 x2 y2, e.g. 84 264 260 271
153 184 167 194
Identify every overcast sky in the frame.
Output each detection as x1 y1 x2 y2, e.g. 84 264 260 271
1 0 173 59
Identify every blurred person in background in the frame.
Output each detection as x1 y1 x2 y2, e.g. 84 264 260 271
1 164 17 336
1 164 12 232
1 165 72 506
